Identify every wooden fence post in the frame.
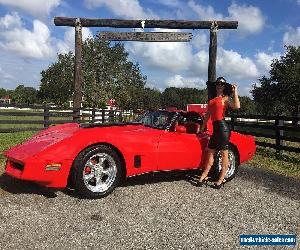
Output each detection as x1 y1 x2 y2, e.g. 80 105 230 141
43 105 50 128
108 110 114 122
275 115 284 153
118 110 123 122
230 116 235 131
102 109 105 123
73 108 81 122
92 108 96 123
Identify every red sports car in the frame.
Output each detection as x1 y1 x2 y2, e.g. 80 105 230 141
4 110 256 198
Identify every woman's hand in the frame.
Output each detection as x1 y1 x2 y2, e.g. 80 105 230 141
232 84 238 95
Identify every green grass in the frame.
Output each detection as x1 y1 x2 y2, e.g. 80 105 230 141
0 131 36 173
249 137 300 179
249 147 300 179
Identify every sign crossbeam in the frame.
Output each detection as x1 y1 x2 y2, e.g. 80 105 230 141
98 32 193 42
54 17 238 30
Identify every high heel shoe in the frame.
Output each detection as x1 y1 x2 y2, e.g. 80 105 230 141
196 177 208 187
212 183 224 189
212 180 226 189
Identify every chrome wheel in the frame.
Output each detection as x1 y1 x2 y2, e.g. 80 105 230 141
82 153 117 193
216 149 236 179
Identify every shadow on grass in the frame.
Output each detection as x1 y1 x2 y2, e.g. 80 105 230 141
237 164 300 201
0 174 58 198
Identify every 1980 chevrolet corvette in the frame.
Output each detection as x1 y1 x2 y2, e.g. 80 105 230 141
4 110 255 198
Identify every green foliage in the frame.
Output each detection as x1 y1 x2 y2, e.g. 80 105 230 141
82 39 146 109
10 85 38 104
39 52 74 106
236 96 256 115
142 88 162 109
252 46 300 116
162 87 207 110
39 38 147 109
0 88 7 98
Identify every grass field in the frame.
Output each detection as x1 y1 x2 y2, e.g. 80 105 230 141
0 131 299 180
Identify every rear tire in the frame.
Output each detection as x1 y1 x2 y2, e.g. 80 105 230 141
209 145 239 182
71 145 123 199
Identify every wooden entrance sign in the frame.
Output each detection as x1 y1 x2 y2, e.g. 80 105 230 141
54 17 238 109
98 32 193 42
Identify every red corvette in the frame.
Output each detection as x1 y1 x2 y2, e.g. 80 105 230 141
4 110 255 198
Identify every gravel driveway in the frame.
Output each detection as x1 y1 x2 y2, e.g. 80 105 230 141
0 164 299 250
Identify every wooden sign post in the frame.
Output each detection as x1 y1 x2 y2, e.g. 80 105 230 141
73 18 83 121
54 17 238 109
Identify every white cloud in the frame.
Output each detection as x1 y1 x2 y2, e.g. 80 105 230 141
0 12 22 29
0 14 55 59
188 0 223 20
0 66 14 82
84 0 158 19
127 30 193 71
217 48 259 80
191 32 208 49
0 0 61 19
191 50 209 76
228 3 265 35
57 27 93 54
255 52 281 75
188 1 265 36
297 0 300 5
283 26 300 46
165 74 205 88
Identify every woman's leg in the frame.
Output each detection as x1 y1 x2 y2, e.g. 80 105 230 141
199 148 215 182
216 149 229 185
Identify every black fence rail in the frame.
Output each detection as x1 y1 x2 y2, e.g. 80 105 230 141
0 104 137 133
229 114 300 153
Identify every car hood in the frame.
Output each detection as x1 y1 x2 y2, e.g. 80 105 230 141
4 122 152 162
5 123 81 161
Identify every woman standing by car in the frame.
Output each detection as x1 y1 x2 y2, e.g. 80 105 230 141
198 77 240 189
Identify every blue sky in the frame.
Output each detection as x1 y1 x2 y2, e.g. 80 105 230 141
0 0 299 96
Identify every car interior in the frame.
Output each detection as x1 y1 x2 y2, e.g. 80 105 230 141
171 112 203 134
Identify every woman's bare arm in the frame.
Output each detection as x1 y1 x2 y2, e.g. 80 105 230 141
227 84 240 110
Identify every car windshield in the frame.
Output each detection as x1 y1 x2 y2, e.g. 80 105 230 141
134 110 176 130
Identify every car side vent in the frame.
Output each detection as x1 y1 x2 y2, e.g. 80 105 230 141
11 161 24 171
134 155 141 168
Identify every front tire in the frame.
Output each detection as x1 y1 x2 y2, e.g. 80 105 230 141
71 145 123 199
209 145 239 182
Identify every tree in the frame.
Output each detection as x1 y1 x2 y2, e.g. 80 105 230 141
238 96 256 115
228 96 256 115
11 85 38 104
39 52 74 106
162 87 207 110
252 46 300 116
142 88 162 109
39 38 146 109
0 88 7 98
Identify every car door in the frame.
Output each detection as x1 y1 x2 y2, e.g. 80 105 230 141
157 130 208 171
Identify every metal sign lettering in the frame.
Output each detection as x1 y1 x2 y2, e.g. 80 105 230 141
98 32 193 42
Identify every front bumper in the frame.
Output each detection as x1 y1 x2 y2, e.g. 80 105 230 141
5 157 73 188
